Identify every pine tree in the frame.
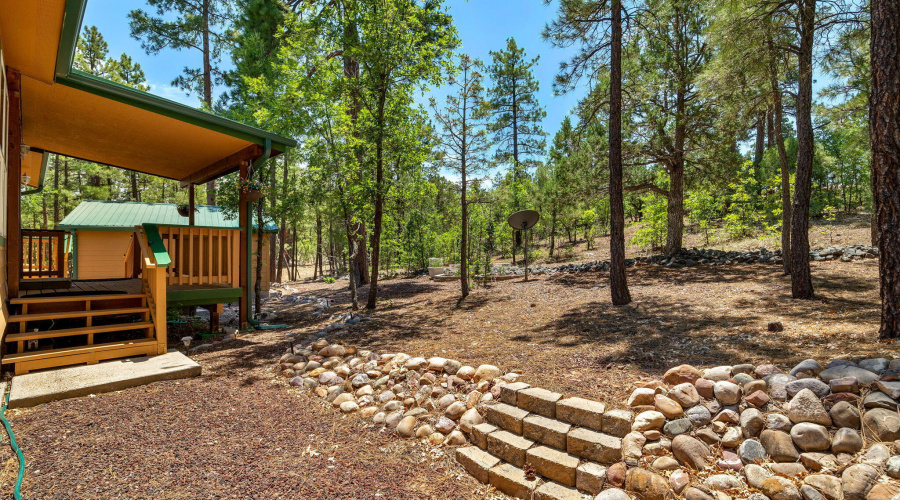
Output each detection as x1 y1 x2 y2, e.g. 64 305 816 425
129 0 235 204
431 54 491 299
484 37 546 263
75 26 110 76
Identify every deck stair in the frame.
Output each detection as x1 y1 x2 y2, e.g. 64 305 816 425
3 293 158 375
456 383 627 499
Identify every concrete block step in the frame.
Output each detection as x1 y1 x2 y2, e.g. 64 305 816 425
485 402 530 434
487 429 535 467
567 427 623 464
455 446 500 484
489 463 538 499
534 481 584 500
523 413 571 450
517 387 563 418
526 445 579 486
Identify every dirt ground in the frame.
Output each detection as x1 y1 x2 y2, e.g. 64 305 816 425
1 217 890 499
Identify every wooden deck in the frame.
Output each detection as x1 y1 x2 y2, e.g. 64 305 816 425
19 278 235 299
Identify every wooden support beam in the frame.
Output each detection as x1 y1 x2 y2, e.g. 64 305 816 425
179 144 262 188
239 160 249 330
7 68 22 298
188 183 195 226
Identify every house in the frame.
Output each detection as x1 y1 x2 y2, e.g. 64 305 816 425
58 200 278 295
0 0 296 375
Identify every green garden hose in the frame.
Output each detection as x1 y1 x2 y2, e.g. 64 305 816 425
1 384 25 499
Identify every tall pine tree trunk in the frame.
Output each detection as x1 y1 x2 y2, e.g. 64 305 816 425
201 0 216 204
666 85 686 256
871 0 900 338
772 74 792 275
460 168 469 299
790 0 816 299
366 84 387 310
609 0 631 306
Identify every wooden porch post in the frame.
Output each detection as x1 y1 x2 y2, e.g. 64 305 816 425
188 183 196 226
6 69 22 298
238 161 249 329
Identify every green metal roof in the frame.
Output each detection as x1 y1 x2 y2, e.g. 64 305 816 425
59 200 278 233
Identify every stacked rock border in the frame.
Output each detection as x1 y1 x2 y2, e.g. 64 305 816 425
278 343 900 500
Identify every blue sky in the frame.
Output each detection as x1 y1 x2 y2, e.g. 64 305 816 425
83 0 584 141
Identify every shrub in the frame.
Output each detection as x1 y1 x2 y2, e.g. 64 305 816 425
323 276 336 284
630 194 667 250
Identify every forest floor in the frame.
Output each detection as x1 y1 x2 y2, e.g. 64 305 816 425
2 215 889 499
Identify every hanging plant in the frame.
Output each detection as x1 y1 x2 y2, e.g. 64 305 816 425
238 171 268 202
176 204 197 217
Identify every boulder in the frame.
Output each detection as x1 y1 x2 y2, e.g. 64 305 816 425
819 366 879 385
705 474 745 491
761 476 802 500
632 411 666 432
786 378 831 398
654 394 684 419
803 474 843 500
788 389 832 425
790 359 823 377
740 408 765 438
841 464 878 500
744 464 772 490
790 423 831 452
669 383 701 408
761 430 800 462
704 366 733 381
830 401 861 429
831 428 862 455
664 364 702 385
624 467 669 500
672 434 710 470
738 439 766 464
628 388 656 407
862 408 900 441
473 364 501 382
686 405 712 427
714 381 742 405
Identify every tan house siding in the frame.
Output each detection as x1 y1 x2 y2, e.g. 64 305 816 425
75 230 131 280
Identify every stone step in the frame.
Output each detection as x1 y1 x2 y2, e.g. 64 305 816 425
567 427 623 464
455 446 500 484
557 397 606 431
487 429 535 467
488 463 538 499
526 445 579 486
485 402 530 434
517 387 563 418
472 422 497 449
523 413 571 450
534 481 584 500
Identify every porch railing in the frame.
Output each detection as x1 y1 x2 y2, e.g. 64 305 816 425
21 229 68 279
157 226 241 287
135 225 169 355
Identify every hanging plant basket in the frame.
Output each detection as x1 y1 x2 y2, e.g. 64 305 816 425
176 204 192 217
242 189 262 202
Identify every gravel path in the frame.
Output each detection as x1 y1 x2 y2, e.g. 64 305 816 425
3 330 490 499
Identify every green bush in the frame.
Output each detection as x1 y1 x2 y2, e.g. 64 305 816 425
630 194 667 250
323 276 336 284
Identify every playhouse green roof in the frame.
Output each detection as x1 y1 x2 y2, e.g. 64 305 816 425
58 200 278 233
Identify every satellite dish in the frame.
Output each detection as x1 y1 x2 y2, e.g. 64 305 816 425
508 210 540 231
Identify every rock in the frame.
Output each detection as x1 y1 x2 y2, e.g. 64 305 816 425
786 378 831 398
705 474 745 491
820 366 879 385
877 381 900 400
862 408 900 441
695 378 716 399
771 463 807 476
841 464 878 500
443 359 461 375
340 401 359 413
397 416 417 438
654 394 684 419
663 418 692 437
606 462 626 487
446 401 467 420
595 488 632 500
672 434 710 470
859 358 889 373
756 364 782 378
623 432 646 461
831 428 862 454
429 432 445 445
746 390 771 408
445 430 466 446
385 411 404 428
739 439 766 464
863 391 898 410
628 388 656 407
696 428 721 445
714 408 740 425
404 357 428 370
744 464 771 490
830 401 861 429
624 468 669 500
318 371 344 386
769 321 785 332
473 365 501 382
741 408 765 438
416 425 434 438
632 411 666 432
788 389 832 425
885 456 900 479
733 363 755 375
332 393 355 407
861 444 891 467
351 373 371 388
767 373 798 401
704 366 733 381
722 427 744 448
686 405 712 427
669 469 690 493
669 383 701 408
435 416 457 434
664 364 702 385
684 486 716 500
459 408 483 433
761 430 800 462
790 423 831 452
734 372 755 385
801 485 826 500
790 359 824 377
456 366 475 380
830 376 860 394
652 456 680 470
318 344 346 357
762 477 802 500
803 474 843 500
714 381 742 405
800 453 838 472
